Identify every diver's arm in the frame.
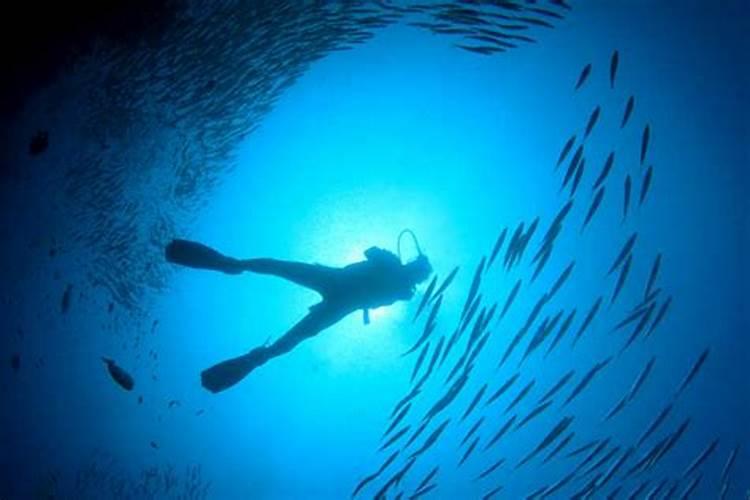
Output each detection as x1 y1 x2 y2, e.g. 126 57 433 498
363 308 370 325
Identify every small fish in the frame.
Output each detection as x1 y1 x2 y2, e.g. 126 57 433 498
676 348 710 396
561 146 584 191
460 417 485 447
538 370 575 403
409 483 436 500
150 441 159 449
487 228 508 269
575 63 592 90
682 438 719 478
432 266 459 301
548 262 575 299
168 399 180 408
461 258 486 320
545 310 576 357
609 50 619 88
611 254 632 304
499 279 522 320
646 296 672 336
515 400 553 431
608 233 638 275
679 474 702 499
574 438 611 473
570 158 585 196
410 419 451 458
461 384 488 421
102 357 134 391
720 445 739 484
555 135 577 169
623 174 632 221
621 96 635 128
593 152 615 191
391 385 421 419
505 380 535 414
628 357 656 402
351 451 399 498
572 296 602 347
413 275 438 322
475 458 505 481
603 394 628 422
138 395 144 404
640 124 650 165
640 165 654 205
423 372 468 422
581 187 605 231
644 253 662 299
566 439 599 459
414 466 439 495
612 306 648 332
404 421 429 450
644 479 669 500
564 357 611 406
10 353 20 373
411 342 430 383
598 447 634 490
653 418 691 466
482 484 503 500
403 298 441 356
384 403 411 439
584 106 601 139
540 471 576 498
484 416 517 451
424 336 444 376
485 372 520 407
521 416 574 467
458 436 480 466
543 431 575 464
637 403 674 446
379 425 411 452
195 409 204 416
61 284 73 314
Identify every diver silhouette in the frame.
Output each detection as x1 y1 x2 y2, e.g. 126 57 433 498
165 235 432 393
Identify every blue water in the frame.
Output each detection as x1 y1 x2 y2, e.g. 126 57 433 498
1 1 748 499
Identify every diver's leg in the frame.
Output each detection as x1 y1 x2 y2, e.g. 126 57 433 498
165 239 243 274
238 258 337 295
200 302 350 393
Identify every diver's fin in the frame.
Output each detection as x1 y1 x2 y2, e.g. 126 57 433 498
165 239 241 274
201 348 269 393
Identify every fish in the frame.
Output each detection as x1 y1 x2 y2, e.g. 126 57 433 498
676 347 710 396
61 284 73 314
408 483 436 500
571 473 603 499
432 266 459 300
548 262 575 299
555 135 577 169
505 380 535 414
458 437 480 466
540 471 576 498
572 296 603 347
608 233 638 275
603 394 628 422
625 480 651 500
561 146 584 191
574 438 611 473
566 439 599 459
475 458 505 481
644 253 662 298
593 152 615 191
545 310 576 357
10 353 20 373
414 466 439 494
459 295 483 337
538 370 575 403
679 474 702 499
644 479 669 500
612 306 648 332
461 384 488 421
484 416 517 451
620 302 656 353
515 400 553 431
541 200 574 248
423 372 469 422
542 431 575 464
460 416 485 447
646 296 672 336
531 247 552 283
523 311 563 362
637 403 674 446
720 444 740 484
404 421 429 450
167 400 180 408
623 174 632 221
410 342 430 383
570 158 585 196
581 187 605 231
487 228 508 269
403 297 441 356
584 105 601 139
575 63 592 90
383 403 411 439
621 95 635 128
373 457 416 499
564 357 611 406
195 409 204 416
482 484 503 500
610 50 619 88
379 426 411 452
512 217 538 266
598 447 634 490
499 279 522 320
455 45 501 55
653 418 691 466
640 165 654 205
627 357 656 402
102 357 135 391
461 258 486 320
611 253 632 304
391 385 422 420
413 275 438 322
682 438 719 478
640 124 650 165
485 372 520 407
150 441 159 449
423 336 444 378
410 419 451 459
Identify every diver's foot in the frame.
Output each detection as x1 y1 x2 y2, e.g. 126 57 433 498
201 347 270 393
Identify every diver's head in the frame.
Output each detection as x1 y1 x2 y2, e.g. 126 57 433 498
404 254 433 286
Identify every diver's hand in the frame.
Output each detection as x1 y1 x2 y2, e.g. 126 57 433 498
363 309 370 325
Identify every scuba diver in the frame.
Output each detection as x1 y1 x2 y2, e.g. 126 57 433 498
165 232 432 393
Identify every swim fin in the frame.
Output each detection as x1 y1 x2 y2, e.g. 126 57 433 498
165 239 242 274
201 347 269 393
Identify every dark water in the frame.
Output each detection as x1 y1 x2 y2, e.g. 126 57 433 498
1 1 748 499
